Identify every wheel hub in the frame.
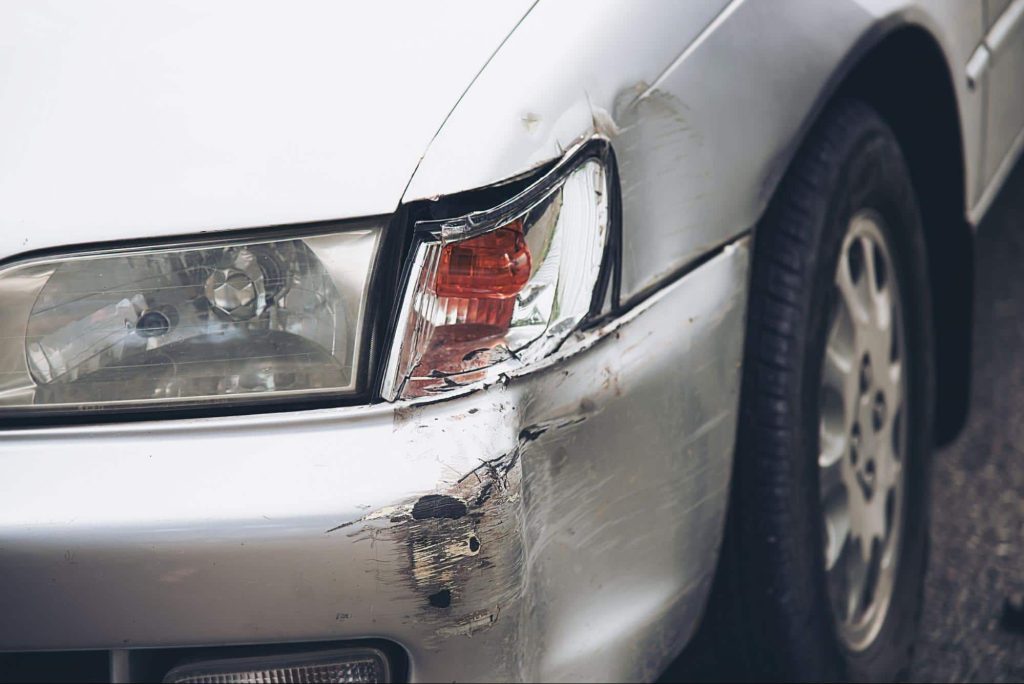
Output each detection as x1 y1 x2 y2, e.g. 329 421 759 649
818 211 908 652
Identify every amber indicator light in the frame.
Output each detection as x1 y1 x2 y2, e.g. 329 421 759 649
435 219 531 299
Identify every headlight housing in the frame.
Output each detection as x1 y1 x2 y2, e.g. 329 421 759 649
0 140 616 419
0 222 383 417
383 138 617 400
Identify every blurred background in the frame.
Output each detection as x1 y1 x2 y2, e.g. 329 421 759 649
908 156 1024 682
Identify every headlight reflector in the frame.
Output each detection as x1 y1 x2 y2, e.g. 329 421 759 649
0 223 382 415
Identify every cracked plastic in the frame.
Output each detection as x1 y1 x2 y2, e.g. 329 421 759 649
384 145 612 400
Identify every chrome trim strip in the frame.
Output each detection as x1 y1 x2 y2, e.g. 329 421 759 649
415 137 613 244
965 0 1024 89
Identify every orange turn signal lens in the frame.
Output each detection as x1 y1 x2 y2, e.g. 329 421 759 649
435 219 531 298
384 151 611 400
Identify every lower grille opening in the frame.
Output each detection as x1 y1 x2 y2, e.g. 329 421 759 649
0 639 407 684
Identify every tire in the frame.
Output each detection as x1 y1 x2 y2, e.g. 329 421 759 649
700 99 935 682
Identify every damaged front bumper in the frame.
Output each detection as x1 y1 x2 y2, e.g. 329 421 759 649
0 237 750 682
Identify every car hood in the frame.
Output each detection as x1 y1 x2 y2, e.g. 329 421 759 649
0 1 533 260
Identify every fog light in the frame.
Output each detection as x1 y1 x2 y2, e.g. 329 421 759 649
163 648 390 684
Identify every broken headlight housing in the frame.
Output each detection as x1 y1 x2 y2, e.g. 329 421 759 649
0 223 382 416
383 139 617 400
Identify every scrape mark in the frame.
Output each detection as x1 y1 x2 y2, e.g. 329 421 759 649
458 450 520 490
325 504 411 534
337 447 523 644
436 608 500 638
589 103 622 138
473 481 495 507
518 425 548 443
392 404 421 429
516 411 592 448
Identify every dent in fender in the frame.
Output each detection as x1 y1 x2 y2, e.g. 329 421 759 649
325 235 751 681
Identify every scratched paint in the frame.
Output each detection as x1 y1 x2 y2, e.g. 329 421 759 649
316 237 751 681
333 442 525 646
608 86 721 304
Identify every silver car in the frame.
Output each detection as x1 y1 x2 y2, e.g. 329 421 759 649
1 0 1021 682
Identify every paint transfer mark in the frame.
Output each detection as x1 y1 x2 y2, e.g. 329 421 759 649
428 588 452 608
521 112 541 133
412 494 468 520
393 404 420 427
590 105 622 138
435 609 499 638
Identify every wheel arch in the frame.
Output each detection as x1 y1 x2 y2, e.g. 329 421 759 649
838 26 972 447
768 23 973 447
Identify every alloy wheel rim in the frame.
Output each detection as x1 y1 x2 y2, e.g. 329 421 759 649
819 210 908 652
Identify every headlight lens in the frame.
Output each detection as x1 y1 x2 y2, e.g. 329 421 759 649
383 142 614 400
0 223 382 415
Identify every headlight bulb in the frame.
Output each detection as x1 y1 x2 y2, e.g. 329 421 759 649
204 247 268 321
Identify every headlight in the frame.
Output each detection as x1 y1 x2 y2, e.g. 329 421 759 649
0 223 382 416
383 139 616 400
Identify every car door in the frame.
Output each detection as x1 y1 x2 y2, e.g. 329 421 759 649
980 0 1024 184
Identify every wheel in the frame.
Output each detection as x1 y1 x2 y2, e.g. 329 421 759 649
701 99 934 681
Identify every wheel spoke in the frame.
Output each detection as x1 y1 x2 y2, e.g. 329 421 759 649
822 297 857 441
883 359 903 414
823 486 851 571
882 453 903 498
861 235 893 333
819 431 846 474
875 419 901 489
823 337 854 395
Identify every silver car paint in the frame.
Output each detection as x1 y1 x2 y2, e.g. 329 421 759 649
0 239 749 682
1 0 1021 681
406 0 991 303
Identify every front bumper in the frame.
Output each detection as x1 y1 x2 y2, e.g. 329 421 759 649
0 237 750 682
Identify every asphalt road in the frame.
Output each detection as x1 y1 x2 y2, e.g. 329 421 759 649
908 157 1024 682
